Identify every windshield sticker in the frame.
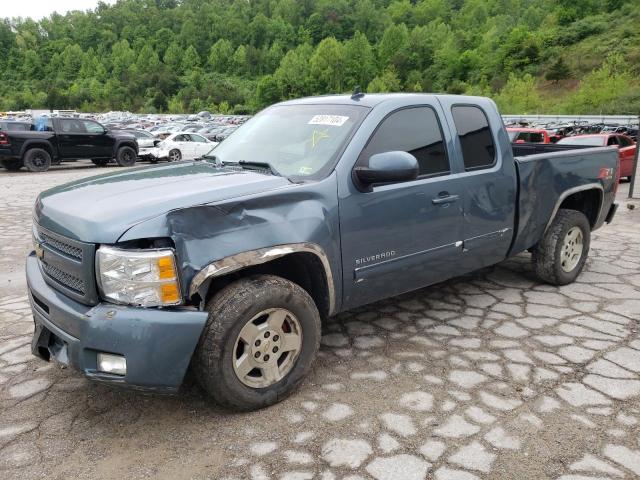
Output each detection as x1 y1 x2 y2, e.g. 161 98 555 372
299 166 313 175
308 115 349 127
311 129 330 148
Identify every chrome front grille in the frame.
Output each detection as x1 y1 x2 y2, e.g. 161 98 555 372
34 223 98 305
41 263 86 294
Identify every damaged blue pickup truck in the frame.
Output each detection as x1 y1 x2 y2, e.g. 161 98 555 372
28 94 619 410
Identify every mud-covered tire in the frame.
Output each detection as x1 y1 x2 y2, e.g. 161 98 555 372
0 159 23 171
532 209 591 285
193 274 321 411
115 146 137 167
91 158 110 167
23 148 52 172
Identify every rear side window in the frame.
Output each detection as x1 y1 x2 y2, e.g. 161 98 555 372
451 106 496 171
618 135 632 147
359 106 449 177
607 136 618 146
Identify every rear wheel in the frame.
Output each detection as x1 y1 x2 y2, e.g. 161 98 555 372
532 209 591 285
0 159 23 171
23 148 52 172
115 146 137 167
168 149 182 162
91 159 110 167
194 275 321 411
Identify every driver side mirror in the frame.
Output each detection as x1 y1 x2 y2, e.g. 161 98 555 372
354 151 419 191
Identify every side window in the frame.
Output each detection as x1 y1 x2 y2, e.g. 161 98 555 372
451 106 496 171
529 132 544 143
607 136 619 146
174 134 189 142
82 120 104 134
359 107 449 177
60 119 85 133
618 136 631 147
189 134 206 143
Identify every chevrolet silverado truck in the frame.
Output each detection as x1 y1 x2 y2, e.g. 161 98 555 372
0 117 138 172
27 94 619 410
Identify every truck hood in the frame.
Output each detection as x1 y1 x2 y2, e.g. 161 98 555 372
35 161 290 243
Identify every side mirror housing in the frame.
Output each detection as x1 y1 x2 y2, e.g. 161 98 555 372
354 151 419 190
153 139 161 146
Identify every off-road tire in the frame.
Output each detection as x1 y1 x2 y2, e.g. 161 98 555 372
0 159 23 171
532 209 590 285
194 274 321 411
168 149 181 162
91 158 110 167
23 148 52 172
115 146 137 167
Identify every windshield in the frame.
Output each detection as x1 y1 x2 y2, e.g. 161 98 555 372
206 104 369 179
557 136 604 146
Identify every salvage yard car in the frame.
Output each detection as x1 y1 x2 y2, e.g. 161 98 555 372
0 117 138 172
28 94 619 410
556 133 636 181
138 132 217 162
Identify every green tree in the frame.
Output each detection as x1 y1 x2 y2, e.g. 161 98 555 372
545 57 572 83
208 39 234 73
310 37 346 92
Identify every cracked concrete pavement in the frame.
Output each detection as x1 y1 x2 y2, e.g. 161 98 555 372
1 163 639 479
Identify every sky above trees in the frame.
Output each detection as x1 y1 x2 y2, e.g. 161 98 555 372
2 1 116 20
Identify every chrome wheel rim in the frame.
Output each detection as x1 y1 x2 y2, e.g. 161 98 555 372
169 150 180 161
561 226 583 272
233 308 303 388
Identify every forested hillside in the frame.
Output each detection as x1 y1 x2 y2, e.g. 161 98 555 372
0 0 639 114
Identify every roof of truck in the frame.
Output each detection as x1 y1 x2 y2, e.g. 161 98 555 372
277 93 489 108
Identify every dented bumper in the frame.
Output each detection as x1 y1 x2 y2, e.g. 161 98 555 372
27 253 208 392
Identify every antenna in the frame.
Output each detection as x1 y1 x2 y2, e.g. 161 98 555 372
351 85 364 100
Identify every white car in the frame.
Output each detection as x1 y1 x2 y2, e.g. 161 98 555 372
139 132 217 162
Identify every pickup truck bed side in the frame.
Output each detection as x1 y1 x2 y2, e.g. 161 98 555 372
510 146 617 256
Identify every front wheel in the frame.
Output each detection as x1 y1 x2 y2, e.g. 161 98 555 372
532 209 591 285
194 275 321 411
168 149 182 162
115 146 137 167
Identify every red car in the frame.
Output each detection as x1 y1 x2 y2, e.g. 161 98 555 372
556 134 636 180
507 127 552 144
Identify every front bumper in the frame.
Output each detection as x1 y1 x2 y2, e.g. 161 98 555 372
27 253 208 392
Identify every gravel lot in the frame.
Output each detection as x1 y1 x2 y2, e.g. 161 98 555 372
1 163 639 480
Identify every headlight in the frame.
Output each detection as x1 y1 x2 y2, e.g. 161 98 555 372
96 246 181 307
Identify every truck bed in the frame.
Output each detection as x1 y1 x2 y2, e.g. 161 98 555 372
509 145 618 256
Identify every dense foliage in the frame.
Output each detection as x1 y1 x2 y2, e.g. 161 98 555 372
1 0 639 114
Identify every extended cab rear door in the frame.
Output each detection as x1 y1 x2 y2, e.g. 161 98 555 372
436 98 517 271
339 101 466 309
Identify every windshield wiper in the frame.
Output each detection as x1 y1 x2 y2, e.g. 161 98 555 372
225 160 282 177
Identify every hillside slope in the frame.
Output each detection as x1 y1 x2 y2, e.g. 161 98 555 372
0 0 638 114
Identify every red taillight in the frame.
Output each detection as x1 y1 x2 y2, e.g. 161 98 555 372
0 133 8 145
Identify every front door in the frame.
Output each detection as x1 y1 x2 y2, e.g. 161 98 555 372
340 105 466 309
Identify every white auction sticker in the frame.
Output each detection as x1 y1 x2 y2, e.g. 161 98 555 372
308 115 349 127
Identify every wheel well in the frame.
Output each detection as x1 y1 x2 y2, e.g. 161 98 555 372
557 189 602 228
202 252 331 320
23 143 53 158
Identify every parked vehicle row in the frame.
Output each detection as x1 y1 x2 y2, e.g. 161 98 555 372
506 124 637 182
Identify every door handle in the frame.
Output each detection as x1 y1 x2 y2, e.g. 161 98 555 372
432 194 460 205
